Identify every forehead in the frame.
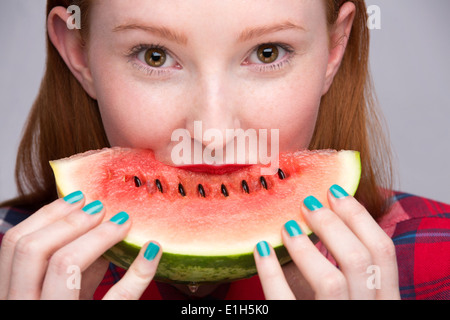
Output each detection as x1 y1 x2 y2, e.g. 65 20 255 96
91 0 327 37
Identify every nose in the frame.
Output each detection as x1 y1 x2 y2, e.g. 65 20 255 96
186 69 240 153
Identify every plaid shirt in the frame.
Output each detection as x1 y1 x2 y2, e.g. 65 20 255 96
1 191 449 300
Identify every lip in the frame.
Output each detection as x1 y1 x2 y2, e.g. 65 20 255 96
176 164 251 175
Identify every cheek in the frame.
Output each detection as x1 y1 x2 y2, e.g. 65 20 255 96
238 70 326 152
92 73 185 149
276 58 329 150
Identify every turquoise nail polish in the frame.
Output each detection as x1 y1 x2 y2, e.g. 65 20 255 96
82 200 103 215
63 191 84 204
303 196 323 211
285 220 303 237
144 242 160 261
110 211 129 225
330 184 349 199
256 241 270 257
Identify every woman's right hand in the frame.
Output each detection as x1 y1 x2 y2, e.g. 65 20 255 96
0 191 161 300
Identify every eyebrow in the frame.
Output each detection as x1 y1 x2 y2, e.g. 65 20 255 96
237 21 306 43
112 20 306 46
113 24 189 46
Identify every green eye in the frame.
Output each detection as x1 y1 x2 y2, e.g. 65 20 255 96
257 44 279 64
144 48 167 67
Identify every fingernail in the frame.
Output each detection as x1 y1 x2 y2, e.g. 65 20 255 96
330 184 349 199
284 220 303 237
303 195 323 211
256 241 271 257
110 211 129 225
144 242 160 261
63 191 84 204
82 200 103 215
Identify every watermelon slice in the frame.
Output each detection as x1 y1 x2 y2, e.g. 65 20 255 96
50 148 361 284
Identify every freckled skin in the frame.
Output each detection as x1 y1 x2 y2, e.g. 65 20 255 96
84 0 334 166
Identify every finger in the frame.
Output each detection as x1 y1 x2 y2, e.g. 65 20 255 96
282 220 349 300
0 191 86 300
7 200 105 300
40 211 131 300
103 241 162 300
253 241 295 300
302 195 375 300
327 185 400 299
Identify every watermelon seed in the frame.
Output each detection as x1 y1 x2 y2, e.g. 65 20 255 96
133 176 142 188
155 179 163 193
198 184 206 198
277 168 286 180
178 183 186 197
260 176 268 190
221 184 229 197
241 180 250 194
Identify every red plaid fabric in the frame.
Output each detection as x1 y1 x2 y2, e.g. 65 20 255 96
1 191 449 300
380 192 450 300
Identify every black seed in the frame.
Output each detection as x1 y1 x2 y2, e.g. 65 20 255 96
221 184 229 197
134 176 142 188
198 184 206 198
260 176 268 190
241 180 249 194
155 179 163 193
178 183 186 197
277 168 286 180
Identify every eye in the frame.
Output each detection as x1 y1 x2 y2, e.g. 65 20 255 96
257 44 279 63
145 48 166 67
136 46 177 68
246 43 292 65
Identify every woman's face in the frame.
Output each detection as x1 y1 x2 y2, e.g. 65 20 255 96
84 0 341 166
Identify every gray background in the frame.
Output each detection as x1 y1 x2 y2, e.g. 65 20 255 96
1 0 449 204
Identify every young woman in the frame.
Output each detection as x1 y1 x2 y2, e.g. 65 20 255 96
0 0 448 300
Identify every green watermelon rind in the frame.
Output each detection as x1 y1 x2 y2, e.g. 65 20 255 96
103 233 319 284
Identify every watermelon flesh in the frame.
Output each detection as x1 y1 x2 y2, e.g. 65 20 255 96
50 148 361 284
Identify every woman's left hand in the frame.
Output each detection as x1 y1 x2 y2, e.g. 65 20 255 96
253 184 401 300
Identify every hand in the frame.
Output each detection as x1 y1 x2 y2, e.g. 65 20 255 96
0 191 162 300
253 184 400 300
